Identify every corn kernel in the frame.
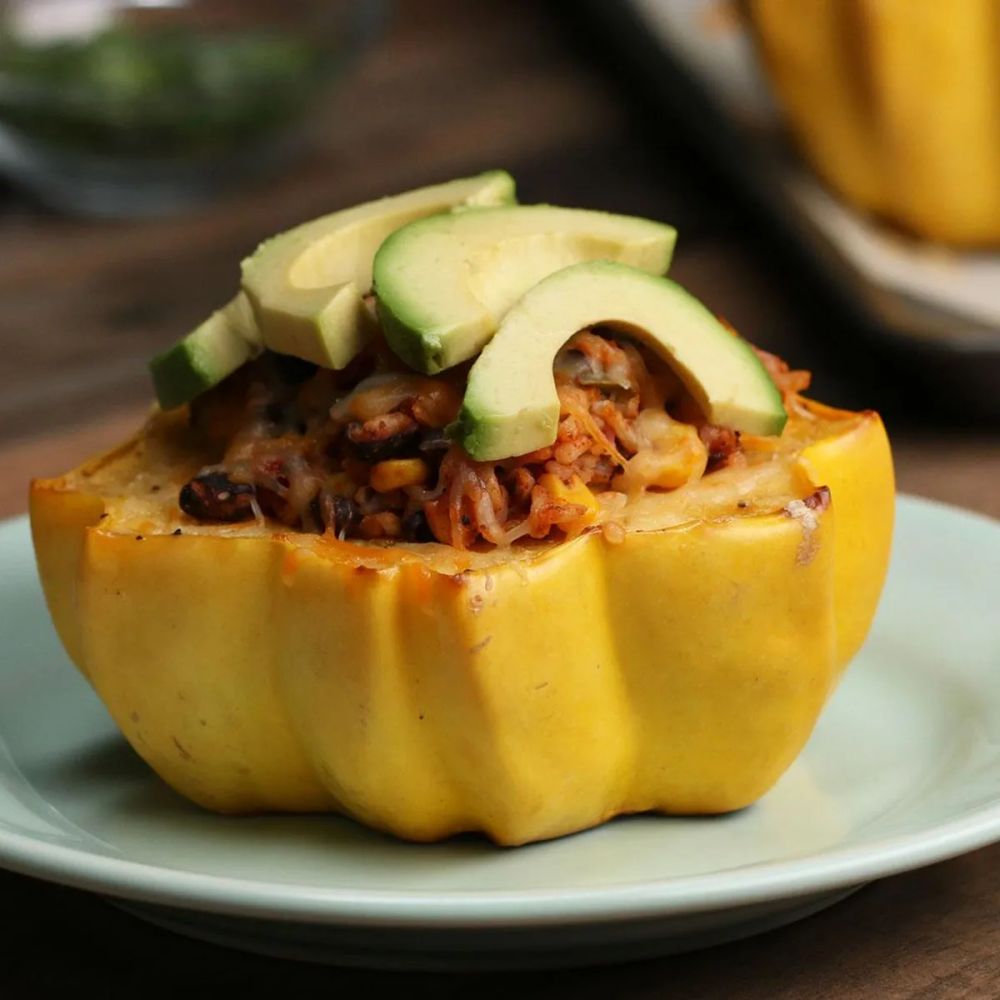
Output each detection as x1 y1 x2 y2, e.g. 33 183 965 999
537 473 600 526
370 458 429 493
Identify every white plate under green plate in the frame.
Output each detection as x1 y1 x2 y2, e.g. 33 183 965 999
1 496 998 970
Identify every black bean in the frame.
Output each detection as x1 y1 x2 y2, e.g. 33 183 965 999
179 472 256 522
311 493 362 536
345 422 421 463
402 509 434 543
333 496 361 536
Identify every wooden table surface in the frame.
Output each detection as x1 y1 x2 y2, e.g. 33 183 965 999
1 1 998 995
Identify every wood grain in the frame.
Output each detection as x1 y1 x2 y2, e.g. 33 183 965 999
2 845 1000 997
1 406 145 519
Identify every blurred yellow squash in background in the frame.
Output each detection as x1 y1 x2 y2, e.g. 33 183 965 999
749 0 1000 245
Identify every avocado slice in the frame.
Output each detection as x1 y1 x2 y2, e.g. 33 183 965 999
373 205 676 374
150 292 261 410
458 261 787 461
240 170 516 369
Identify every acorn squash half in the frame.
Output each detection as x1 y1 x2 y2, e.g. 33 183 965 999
30 400 893 845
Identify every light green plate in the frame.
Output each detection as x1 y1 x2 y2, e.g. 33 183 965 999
1 496 998 970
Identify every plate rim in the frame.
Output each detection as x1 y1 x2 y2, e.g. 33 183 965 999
2 494 999 929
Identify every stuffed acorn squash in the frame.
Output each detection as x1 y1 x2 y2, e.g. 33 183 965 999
30 175 893 845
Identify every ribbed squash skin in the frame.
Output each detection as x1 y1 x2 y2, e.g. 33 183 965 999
29 402 893 845
749 0 1000 245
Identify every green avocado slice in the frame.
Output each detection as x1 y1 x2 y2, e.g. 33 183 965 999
373 205 676 374
150 292 261 410
458 261 787 461
240 170 516 368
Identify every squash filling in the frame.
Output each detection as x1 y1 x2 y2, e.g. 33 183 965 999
169 327 821 549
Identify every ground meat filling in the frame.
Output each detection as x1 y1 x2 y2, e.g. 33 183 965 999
179 329 804 548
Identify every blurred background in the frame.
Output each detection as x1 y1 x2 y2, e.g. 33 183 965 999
1 0 997 516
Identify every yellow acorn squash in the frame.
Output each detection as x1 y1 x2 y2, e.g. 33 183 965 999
29 399 892 845
749 0 1000 245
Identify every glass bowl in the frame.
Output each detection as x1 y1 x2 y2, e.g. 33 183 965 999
0 0 387 217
